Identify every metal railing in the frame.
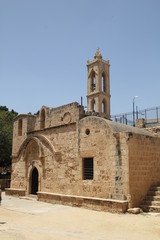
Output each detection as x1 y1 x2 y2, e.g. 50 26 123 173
111 106 160 127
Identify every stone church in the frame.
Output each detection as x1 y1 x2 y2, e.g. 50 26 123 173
6 49 160 213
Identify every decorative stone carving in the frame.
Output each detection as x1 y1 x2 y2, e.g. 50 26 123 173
62 112 71 124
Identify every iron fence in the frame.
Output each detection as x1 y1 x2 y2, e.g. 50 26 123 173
111 106 160 127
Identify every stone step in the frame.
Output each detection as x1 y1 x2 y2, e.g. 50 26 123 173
148 190 160 196
150 186 160 191
142 201 160 207
140 185 160 212
141 205 160 213
146 195 160 201
19 195 37 201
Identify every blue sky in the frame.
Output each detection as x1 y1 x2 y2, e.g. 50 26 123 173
0 0 160 115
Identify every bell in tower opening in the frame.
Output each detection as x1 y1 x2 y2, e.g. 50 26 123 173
86 49 111 119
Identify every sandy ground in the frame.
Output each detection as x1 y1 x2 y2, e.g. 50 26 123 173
0 192 160 240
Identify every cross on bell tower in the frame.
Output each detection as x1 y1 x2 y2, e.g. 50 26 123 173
86 49 111 119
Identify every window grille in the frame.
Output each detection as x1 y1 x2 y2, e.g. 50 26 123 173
83 158 93 180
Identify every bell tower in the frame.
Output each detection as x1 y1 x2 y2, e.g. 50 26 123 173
87 49 110 119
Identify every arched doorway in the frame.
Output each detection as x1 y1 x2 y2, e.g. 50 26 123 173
31 167 39 195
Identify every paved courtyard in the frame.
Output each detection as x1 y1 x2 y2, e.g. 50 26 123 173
0 192 160 240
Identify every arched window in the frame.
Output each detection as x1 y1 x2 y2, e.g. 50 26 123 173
91 71 96 92
40 109 45 129
18 119 23 136
91 99 95 112
102 99 106 113
102 72 106 92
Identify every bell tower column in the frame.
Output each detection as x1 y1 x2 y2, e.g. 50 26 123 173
86 49 111 119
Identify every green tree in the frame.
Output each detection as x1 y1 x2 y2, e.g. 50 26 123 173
0 106 18 167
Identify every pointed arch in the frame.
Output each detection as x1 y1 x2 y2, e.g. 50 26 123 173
27 162 42 195
18 136 44 160
30 167 39 195
90 70 96 92
14 134 60 160
102 72 106 92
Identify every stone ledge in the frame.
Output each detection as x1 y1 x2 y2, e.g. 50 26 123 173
37 192 128 213
5 188 26 197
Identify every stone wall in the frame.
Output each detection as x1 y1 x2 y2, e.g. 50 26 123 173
10 102 160 212
37 192 128 213
34 102 84 131
78 117 130 200
146 126 160 137
10 114 131 202
12 102 84 157
128 133 160 207
12 116 29 157
11 123 78 195
112 132 129 200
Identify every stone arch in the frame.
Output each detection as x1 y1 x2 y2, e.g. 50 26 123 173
15 134 61 195
17 136 44 160
30 167 39 194
28 163 42 195
36 134 57 155
16 134 59 160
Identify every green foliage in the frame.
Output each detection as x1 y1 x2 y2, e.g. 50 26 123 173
0 106 18 167
0 106 8 111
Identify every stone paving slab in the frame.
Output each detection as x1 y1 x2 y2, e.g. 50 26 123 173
2 193 66 215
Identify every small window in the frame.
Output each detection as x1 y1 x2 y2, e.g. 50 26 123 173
83 158 93 180
18 119 23 136
40 109 45 129
85 129 90 135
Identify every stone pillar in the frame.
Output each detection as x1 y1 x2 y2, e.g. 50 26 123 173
136 119 145 128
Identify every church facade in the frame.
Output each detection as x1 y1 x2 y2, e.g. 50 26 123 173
6 50 160 213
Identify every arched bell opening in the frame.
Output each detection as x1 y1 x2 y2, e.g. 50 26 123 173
102 72 106 92
102 99 106 114
90 70 96 92
91 99 96 112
